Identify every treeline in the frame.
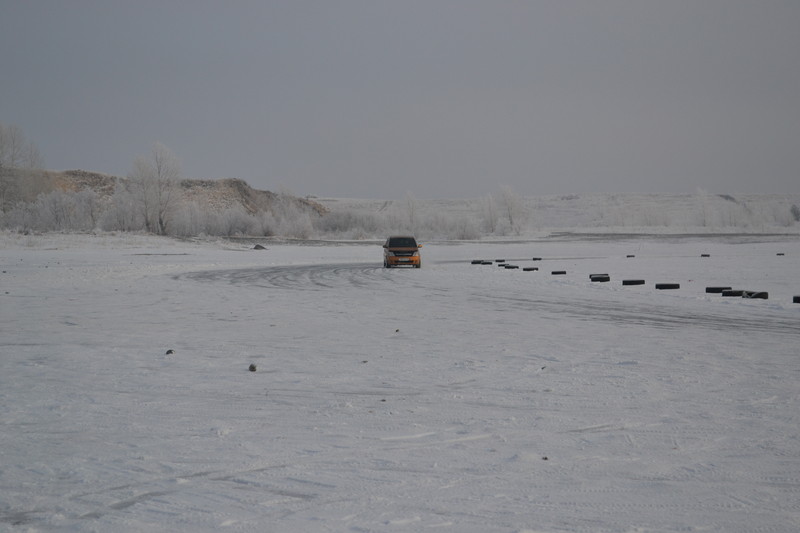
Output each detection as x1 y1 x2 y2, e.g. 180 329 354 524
0 180 486 240
1 122 798 239
5 179 798 240
1 184 321 238
0 138 325 239
0 168 517 240
314 190 523 240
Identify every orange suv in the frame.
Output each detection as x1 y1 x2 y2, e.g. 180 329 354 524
383 235 422 268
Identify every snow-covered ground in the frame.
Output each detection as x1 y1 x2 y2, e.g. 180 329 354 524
2 232 799 532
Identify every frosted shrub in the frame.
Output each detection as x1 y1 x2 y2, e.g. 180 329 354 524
480 195 498 233
169 201 204 237
255 211 278 237
100 184 144 232
219 207 257 236
415 212 480 240
1 190 102 232
37 190 79 231
279 212 313 239
311 200 484 240
313 211 385 239
3 201 38 232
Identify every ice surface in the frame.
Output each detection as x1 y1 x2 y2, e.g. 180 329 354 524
2 232 799 532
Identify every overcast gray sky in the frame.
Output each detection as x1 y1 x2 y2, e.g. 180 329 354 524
2 1 798 198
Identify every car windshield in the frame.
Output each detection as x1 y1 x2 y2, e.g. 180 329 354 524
388 237 417 248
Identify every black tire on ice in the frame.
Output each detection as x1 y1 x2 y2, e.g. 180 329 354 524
622 279 645 286
793 296 800 304
655 283 680 290
721 289 744 297
706 286 732 294
742 291 768 299
523 267 539 272
552 271 567 275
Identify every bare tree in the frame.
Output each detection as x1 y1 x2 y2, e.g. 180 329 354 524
497 185 524 234
0 122 43 170
23 141 44 170
481 194 498 234
404 192 418 230
0 166 13 210
128 142 181 235
695 188 710 227
0 123 24 169
101 182 141 232
0 122 46 210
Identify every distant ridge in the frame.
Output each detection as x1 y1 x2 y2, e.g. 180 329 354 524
51 169 327 216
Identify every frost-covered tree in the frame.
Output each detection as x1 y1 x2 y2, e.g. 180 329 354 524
497 185 525 234
695 188 711 227
0 189 100 232
255 210 278 236
219 207 257 236
2 123 25 169
128 142 181 235
0 122 45 210
38 190 76 230
481 194 498 233
101 182 143 232
0 122 43 171
404 192 418 231
170 200 204 236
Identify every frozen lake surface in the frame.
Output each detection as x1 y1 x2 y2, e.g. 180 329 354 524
2 232 799 532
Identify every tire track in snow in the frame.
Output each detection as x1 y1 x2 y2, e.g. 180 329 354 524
471 289 800 336
179 262 800 336
178 262 388 291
